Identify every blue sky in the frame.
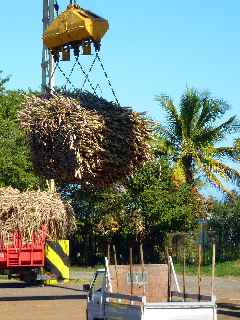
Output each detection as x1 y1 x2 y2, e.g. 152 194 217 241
1 0 240 116
1 0 240 197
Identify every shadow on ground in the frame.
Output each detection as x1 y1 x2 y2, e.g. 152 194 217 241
0 295 87 302
218 303 240 318
0 281 88 302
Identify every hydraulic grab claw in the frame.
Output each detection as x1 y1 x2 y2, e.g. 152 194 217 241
43 3 109 61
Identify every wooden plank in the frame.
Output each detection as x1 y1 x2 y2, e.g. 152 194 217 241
169 256 180 293
107 244 110 263
166 247 171 302
182 248 186 301
140 243 146 296
171 291 212 302
105 257 112 293
129 247 133 297
198 244 202 301
108 264 169 303
146 301 216 307
211 243 216 300
107 292 145 302
113 245 119 292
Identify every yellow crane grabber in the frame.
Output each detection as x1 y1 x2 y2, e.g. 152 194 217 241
41 1 119 105
43 2 109 62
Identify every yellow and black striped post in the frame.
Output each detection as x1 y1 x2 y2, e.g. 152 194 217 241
45 240 70 282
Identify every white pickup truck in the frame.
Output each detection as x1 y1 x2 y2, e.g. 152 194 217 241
87 261 217 320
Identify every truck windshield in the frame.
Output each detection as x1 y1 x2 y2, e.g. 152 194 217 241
91 271 105 293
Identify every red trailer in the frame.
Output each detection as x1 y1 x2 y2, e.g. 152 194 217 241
0 226 47 280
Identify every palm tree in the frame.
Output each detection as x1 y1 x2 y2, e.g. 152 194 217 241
154 88 240 194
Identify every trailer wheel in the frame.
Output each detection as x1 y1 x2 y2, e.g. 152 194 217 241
19 270 38 283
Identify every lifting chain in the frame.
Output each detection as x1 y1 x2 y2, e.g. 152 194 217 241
55 55 98 96
81 55 98 91
63 58 78 90
95 83 103 95
75 57 98 95
96 52 120 106
48 48 120 106
57 62 75 90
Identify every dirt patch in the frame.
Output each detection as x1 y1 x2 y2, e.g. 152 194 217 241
0 300 86 320
0 281 87 320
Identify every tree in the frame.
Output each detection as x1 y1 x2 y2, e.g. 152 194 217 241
124 159 201 235
154 88 240 194
0 77 40 190
65 159 202 264
0 71 10 93
209 196 240 261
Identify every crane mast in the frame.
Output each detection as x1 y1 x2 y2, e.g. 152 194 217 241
41 0 55 93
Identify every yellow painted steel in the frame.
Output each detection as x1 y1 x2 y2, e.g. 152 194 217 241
43 4 109 50
45 240 70 281
58 240 70 257
44 279 58 285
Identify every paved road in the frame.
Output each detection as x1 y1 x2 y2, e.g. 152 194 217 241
0 276 239 320
0 281 86 320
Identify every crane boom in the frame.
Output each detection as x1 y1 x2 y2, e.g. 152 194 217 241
41 0 55 93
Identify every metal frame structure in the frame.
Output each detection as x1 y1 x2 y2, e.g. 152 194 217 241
41 0 55 93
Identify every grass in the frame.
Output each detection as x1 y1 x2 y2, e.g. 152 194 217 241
70 265 104 272
175 260 240 277
71 261 240 278
67 278 90 285
70 261 240 278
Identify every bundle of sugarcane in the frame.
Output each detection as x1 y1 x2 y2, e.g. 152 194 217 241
0 187 76 243
19 92 152 187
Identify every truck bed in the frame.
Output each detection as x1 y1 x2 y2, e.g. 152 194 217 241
144 301 217 320
103 300 216 320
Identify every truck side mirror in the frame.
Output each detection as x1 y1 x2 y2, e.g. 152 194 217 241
83 283 91 291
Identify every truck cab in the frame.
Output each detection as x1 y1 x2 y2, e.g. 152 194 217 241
87 269 106 320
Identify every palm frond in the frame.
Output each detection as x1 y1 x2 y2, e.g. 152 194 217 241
193 116 237 145
154 123 181 148
204 170 232 195
212 146 240 161
155 95 182 139
180 88 201 137
193 152 232 194
196 95 231 129
150 134 176 157
206 158 240 185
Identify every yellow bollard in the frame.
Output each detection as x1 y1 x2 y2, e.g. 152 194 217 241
45 240 70 283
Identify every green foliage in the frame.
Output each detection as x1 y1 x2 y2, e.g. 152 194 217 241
175 260 240 277
208 197 240 261
0 71 10 93
0 81 40 190
154 88 240 194
125 160 201 235
65 159 201 264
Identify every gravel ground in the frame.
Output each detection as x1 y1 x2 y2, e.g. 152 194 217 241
0 274 239 319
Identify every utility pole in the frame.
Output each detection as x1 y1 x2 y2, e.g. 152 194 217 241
41 0 55 94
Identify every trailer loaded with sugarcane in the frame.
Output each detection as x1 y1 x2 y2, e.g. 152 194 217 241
0 187 76 282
